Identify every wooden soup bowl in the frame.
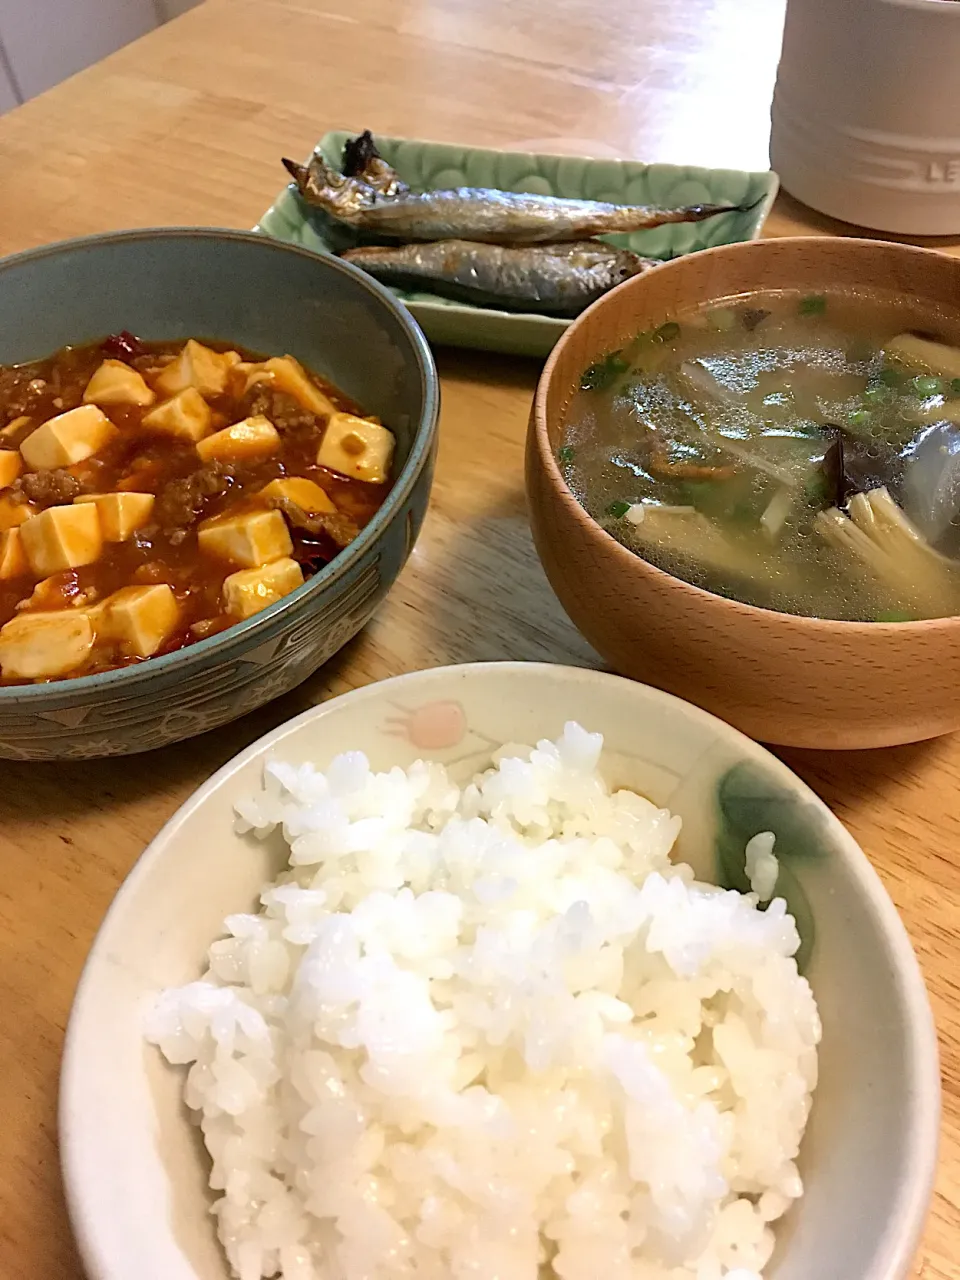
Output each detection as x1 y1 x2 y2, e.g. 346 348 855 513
527 237 960 749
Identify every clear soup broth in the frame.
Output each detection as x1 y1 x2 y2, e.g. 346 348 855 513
561 289 960 621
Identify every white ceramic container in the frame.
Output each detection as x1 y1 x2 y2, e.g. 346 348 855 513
771 0 960 234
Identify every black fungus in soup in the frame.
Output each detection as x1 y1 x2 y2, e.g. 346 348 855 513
561 289 960 621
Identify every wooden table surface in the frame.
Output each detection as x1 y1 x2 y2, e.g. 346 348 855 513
0 1 958 1276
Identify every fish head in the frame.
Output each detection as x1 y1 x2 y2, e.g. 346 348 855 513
282 152 378 219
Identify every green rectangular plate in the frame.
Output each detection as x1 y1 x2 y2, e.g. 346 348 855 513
258 131 779 358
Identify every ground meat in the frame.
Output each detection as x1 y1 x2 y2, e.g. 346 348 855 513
13 467 85 506
244 385 319 433
133 561 172 585
16 570 86 612
101 331 147 361
132 352 174 377
155 461 235 532
314 511 360 548
0 367 44 420
270 496 359 548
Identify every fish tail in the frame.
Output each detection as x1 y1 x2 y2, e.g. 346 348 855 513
675 201 751 223
693 195 766 219
610 197 764 234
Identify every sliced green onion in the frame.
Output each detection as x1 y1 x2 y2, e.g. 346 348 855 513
910 374 943 397
879 367 902 387
848 408 872 428
875 609 916 623
580 351 629 391
951 377 960 395
607 500 631 518
558 445 575 463
798 294 826 316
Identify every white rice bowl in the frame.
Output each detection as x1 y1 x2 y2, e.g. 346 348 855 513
146 722 821 1280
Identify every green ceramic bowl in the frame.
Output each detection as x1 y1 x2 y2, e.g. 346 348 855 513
0 229 439 760
60 664 939 1280
258 131 779 357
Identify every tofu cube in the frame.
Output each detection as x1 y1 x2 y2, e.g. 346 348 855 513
198 509 292 568
0 528 27 579
222 557 304 620
83 359 156 407
0 496 33 531
154 340 240 398
96 584 180 658
20 503 103 577
20 404 117 470
0 450 21 489
243 356 337 417
142 388 212 442
317 413 394 483
74 491 154 541
195 415 280 464
258 476 336 514
0 610 95 680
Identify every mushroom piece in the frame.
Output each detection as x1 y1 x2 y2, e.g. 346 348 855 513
815 486 959 615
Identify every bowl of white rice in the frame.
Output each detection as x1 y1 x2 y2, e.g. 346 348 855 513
59 662 940 1280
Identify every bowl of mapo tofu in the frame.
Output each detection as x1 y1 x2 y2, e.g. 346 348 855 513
0 229 439 759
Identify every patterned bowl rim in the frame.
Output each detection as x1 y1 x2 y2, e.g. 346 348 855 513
0 227 440 703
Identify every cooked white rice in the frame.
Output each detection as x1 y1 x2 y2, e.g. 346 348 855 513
147 723 820 1280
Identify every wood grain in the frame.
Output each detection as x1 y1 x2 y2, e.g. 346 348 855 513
0 2 956 1277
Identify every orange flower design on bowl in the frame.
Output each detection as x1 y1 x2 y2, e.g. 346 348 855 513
382 700 468 750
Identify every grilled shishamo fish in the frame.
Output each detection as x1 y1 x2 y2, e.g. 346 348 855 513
341 240 659 316
282 152 755 246
340 130 409 198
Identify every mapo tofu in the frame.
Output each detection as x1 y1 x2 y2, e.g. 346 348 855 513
0 334 394 683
